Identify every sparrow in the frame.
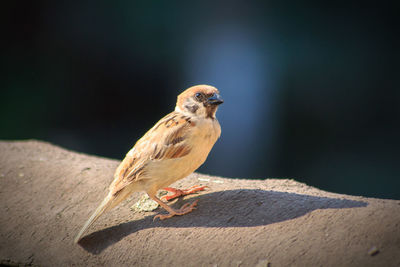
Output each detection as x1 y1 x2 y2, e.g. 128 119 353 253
74 84 223 243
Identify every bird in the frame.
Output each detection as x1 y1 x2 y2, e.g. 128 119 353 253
74 84 223 243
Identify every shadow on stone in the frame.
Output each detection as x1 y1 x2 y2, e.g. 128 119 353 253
79 189 367 254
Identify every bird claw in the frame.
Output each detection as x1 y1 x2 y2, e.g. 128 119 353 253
161 185 208 201
153 200 198 221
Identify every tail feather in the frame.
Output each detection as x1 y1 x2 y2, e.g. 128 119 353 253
74 190 129 243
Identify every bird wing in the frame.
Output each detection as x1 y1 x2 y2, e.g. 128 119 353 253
110 111 195 195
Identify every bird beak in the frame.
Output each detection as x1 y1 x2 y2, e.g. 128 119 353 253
207 93 224 105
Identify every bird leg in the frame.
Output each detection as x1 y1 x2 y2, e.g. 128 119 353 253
161 185 208 201
149 195 198 221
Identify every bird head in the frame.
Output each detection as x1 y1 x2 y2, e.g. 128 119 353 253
176 85 223 119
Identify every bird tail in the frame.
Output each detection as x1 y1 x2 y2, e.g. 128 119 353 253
74 190 128 243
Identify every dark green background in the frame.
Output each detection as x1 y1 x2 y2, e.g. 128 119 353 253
2 1 399 199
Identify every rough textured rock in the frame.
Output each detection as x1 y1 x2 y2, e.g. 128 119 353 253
0 140 399 266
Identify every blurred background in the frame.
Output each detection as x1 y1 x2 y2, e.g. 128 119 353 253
2 1 399 199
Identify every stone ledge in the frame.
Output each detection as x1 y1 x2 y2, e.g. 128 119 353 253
0 140 399 266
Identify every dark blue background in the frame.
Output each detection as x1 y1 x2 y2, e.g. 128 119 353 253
2 1 399 199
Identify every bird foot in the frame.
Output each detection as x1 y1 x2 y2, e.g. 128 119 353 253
153 200 198 221
161 185 208 201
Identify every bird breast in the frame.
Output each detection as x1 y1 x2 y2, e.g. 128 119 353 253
146 117 221 189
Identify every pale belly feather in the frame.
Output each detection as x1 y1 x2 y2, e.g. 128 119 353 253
144 118 221 191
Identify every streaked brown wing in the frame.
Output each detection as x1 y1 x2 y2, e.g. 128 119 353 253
110 112 194 195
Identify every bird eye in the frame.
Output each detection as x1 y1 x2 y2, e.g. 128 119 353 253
194 92 203 101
